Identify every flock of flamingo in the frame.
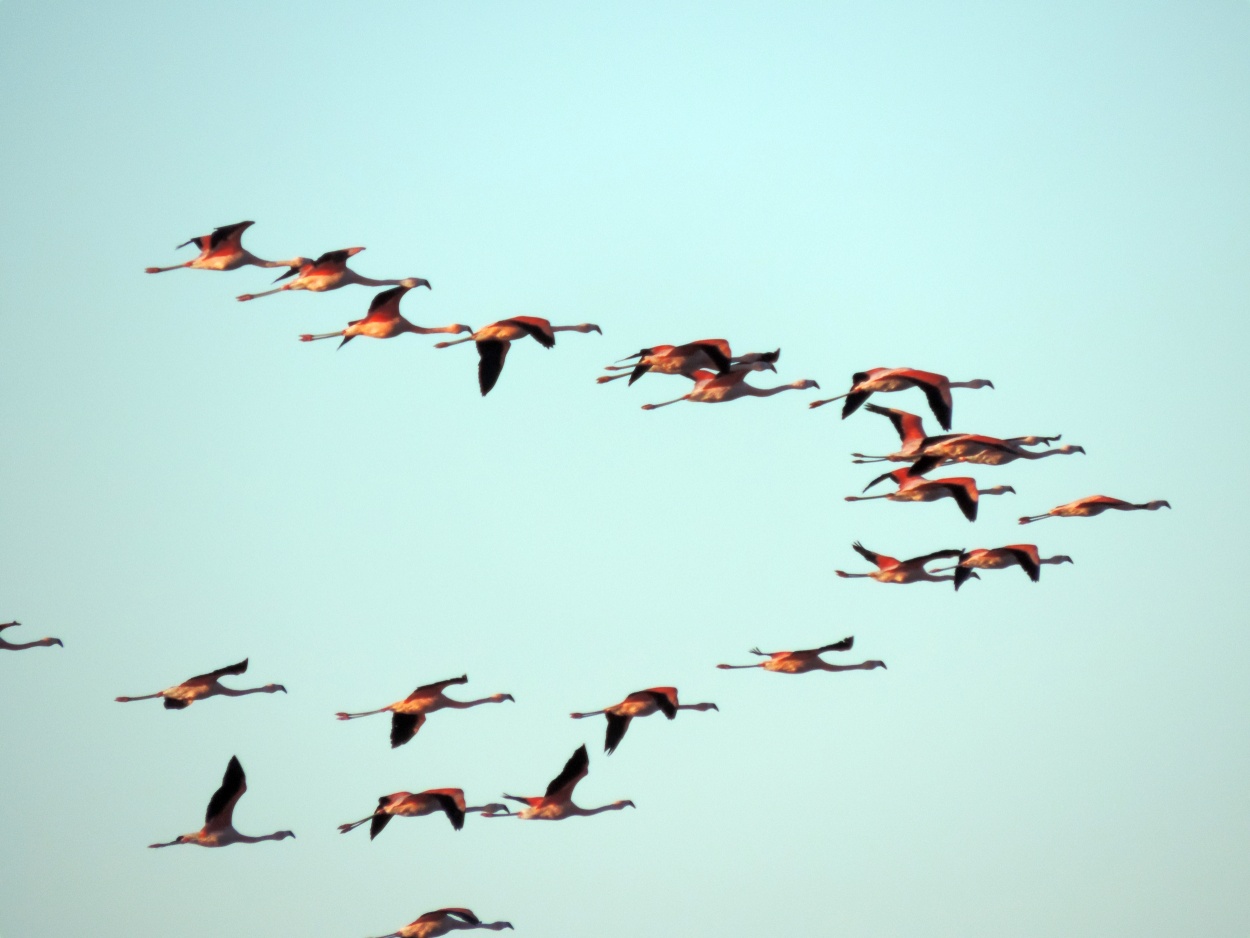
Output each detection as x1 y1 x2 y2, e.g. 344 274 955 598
5 220 1171 938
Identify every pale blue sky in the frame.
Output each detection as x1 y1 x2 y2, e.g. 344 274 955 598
3 2 1249 936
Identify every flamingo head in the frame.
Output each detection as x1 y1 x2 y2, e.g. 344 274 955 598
495 693 516 703
1054 555 1075 565
265 684 287 694
794 379 820 390
1059 445 1086 455
399 277 432 290
1147 500 1172 510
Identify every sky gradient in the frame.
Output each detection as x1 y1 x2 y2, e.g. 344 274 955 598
3 2 1249 936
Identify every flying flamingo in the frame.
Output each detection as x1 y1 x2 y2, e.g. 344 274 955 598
597 341 779 385
299 282 471 348
144 221 300 274
716 636 886 673
845 467 1015 522
809 368 994 429
834 542 967 584
338 789 509 838
904 437 1085 474
0 621 62 651
433 317 602 395
1019 496 1171 524
492 745 635 820
236 248 424 301
640 369 819 409
933 546 1074 590
368 909 513 938
335 675 514 748
850 404 1063 464
115 658 285 709
570 687 719 754
149 756 294 848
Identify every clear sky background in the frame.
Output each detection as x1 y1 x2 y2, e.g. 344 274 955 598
3 2 1248 936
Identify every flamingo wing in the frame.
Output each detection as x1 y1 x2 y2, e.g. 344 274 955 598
916 378 954 430
312 248 353 268
476 340 511 395
208 221 251 249
545 744 589 799
1005 547 1041 582
428 792 467 830
205 756 246 828
627 361 652 385
501 317 556 348
905 548 964 566
418 909 481 925
369 812 393 840
938 481 979 522
865 404 925 444
390 712 427 748
851 541 893 568
405 675 469 700
364 285 407 318
186 658 249 684
814 637 854 653
604 713 632 755
689 342 732 373
642 688 678 719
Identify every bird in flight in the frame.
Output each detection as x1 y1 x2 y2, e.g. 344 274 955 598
640 368 819 409
144 221 299 274
299 281 471 347
493 745 635 820
338 788 510 838
435 316 602 395
716 637 886 673
834 542 967 585
115 658 285 709
335 675 514 748
1019 495 1171 524
850 403 1064 466
236 247 423 301
570 687 718 754
598 340 779 385
0 621 63 652
368 908 513 937
149 756 294 848
932 545 1074 590
845 466 1015 522
809 367 993 429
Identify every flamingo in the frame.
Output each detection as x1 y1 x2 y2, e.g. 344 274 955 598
144 221 299 274
597 341 779 385
493 745 634 820
299 282 471 348
0 621 62 651
640 369 819 409
808 368 993 430
1019 496 1171 525
570 687 718 754
115 658 285 709
236 248 423 301
149 756 294 848
335 675 514 748
850 404 1063 464
433 317 602 395
933 546 1074 590
716 636 886 673
368 909 513 938
845 467 1015 522
834 542 967 584
338 789 509 838
903 437 1085 474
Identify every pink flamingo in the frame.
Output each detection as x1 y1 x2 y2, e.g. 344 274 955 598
851 404 1063 464
845 466 1015 522
809 368 993 429
570 687 718 754
144 221 299 274
716 637 885 673
338 789 509 838
237 248 423 301
299 282 471 348
335 675 514 749
934 545 1074 590
434 317 602 395
115 658 285 709
493 745 634 820
640 369 819 409
834 542 967 584
149 756 294 848
1019 496 1171 524
368 909 513 938
598 341 779 384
